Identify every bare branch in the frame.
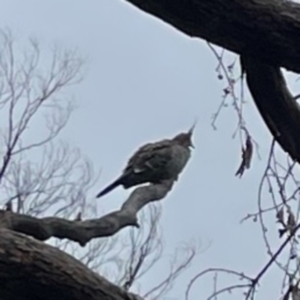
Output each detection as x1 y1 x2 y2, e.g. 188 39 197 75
244 223 300 299
185 268 253 300
120 204 163 291
241 56 300 163
0 30 83 183
0 180 174 246
144 242 197 300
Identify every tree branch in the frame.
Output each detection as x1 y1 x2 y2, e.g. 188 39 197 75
124 0 300 73
0 228 140 300
240 55 300 162
0 180 174 246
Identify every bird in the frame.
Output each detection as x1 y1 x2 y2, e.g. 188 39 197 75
96 124 195 198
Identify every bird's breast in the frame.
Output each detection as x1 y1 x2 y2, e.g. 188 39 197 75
164 145 191 178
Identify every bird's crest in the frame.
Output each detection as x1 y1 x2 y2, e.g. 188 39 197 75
187 118 197 136
172 119 197 148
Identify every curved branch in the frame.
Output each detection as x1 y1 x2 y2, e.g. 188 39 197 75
124 0 300 73
0 180 174 246
0 228 140 300
240 55 300 162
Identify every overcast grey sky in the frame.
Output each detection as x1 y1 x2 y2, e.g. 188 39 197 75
1 1 299 299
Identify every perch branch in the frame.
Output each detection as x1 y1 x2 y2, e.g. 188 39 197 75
0 180 174 246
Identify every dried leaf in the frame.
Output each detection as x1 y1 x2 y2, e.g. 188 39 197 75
235 135 253 177
224 87 230 95
290 251 297 260
279 228 287 238
293 286 300 300
276 207 284 223
288 211 296 229
279 211 297 239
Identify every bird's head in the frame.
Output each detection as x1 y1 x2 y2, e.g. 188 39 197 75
172 122 196 149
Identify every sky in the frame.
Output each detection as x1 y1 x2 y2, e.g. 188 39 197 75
0 0 299 299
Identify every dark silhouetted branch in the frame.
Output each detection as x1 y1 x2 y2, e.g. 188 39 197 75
241 56 300 162
124 0 300 73
0 228 141 300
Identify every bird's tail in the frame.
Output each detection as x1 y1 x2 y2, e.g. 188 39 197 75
96 178 122 198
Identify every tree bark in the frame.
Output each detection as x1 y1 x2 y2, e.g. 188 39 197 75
240 56 300 161
125 0 300 73
0 228 138 300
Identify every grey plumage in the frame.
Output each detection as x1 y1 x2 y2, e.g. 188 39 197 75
96 125 195 198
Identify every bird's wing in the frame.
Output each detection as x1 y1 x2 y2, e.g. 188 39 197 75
124 139 173 174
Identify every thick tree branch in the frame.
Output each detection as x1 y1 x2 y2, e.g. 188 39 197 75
124 0 300 73
240 56 300 162
0 228 141 300
0 180 174 246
